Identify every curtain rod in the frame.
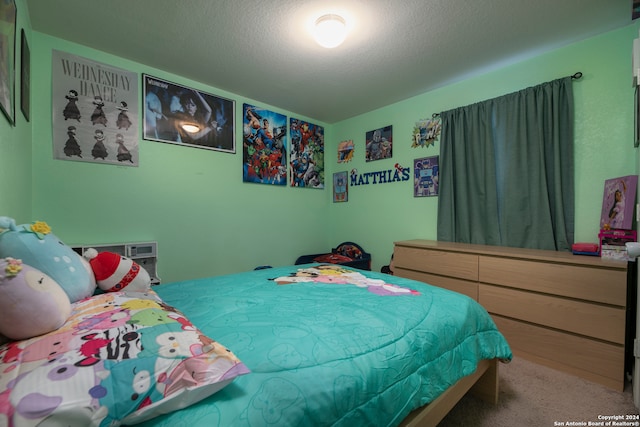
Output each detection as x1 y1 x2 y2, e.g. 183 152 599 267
431 71 583 119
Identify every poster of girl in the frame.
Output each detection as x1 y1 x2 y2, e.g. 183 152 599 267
600 175 638 230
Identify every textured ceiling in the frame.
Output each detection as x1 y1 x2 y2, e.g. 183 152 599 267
25 0 633 123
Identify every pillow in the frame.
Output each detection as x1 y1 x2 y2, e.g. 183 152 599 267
0 217 96 302
0 290 249 426
0 258 71 340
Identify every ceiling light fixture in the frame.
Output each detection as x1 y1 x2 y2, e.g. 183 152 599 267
314 14 347 48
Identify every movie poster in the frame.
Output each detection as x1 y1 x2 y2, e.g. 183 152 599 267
51 50 139 166
290 118 324 188
242 103 287 185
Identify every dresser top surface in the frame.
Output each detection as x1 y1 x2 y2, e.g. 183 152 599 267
394 239 628 269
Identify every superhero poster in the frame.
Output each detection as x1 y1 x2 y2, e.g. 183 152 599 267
52 50 139 166
289 118 324 188
242 104 287 185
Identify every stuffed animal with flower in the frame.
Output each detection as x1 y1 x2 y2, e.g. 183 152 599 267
0 217 96 302
0 257 72 340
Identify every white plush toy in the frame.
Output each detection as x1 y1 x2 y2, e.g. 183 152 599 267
83 248 151 293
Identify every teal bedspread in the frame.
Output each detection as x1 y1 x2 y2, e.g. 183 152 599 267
140 264 512 427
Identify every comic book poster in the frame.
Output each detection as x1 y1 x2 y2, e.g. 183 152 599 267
242 104 287 185
365 125 392 161
338 140 354 163
290 118 324 188
600 175 638 230
414 156 439 197
333 171 348 202
52 50 139 166
411 117 441 148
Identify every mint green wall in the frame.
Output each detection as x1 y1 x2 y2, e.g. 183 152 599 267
329 23 640 272
29 33 332 283
0 1 31 223
4 0 638 281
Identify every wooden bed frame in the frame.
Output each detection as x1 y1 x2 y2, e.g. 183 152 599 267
400 358 499 427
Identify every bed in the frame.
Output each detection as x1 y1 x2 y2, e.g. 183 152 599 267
0 263 512 426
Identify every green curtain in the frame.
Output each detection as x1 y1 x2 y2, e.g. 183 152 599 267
437 77 574 251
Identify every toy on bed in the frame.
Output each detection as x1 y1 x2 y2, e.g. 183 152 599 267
0 257 72 340
83 248 151 292
0 217 96 302
295 241 372 270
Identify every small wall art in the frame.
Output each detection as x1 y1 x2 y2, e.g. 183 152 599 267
600 175 638 230
414 156 439 197
20 29 29 122
412 117 441 148
365 125 392 161
333 171 348 202
338 140 354 163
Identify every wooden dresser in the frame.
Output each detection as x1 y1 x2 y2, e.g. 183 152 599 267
393 239 630 391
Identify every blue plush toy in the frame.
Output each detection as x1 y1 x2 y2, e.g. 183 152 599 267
0 217 96 302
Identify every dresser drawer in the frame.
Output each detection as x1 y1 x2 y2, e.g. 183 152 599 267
478 256 626 306
394 246 478 281
493 315 625 391
395 268 478 300
479 284 625 344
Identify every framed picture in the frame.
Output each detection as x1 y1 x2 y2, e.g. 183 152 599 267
338 140 354 163
333 171 348 202
143 74 235 153
242 103 287 185
365 125 392 161
20 28 29 121
600 175 638 230
52 50 139 166
414 156 439 197
0 0 16 124
290 118 324 188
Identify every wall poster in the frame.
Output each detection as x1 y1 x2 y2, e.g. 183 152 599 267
0 0 16 124
600 175 638 230
338 140 354 163
242 103 287 185
333 171 348 202
143 74 235 153
413 155 439 197
365 125 392 161
290 118 324 188
52 50 139 166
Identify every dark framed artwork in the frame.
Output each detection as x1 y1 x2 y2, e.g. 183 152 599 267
242 103 287 185
143 74 235 153
413 155 439 197
290 118 324 188
0 0 16 125
20 28 29 121
365 125 392 161
333 171 348 202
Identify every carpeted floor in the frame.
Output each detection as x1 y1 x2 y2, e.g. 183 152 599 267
438 357 639 426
